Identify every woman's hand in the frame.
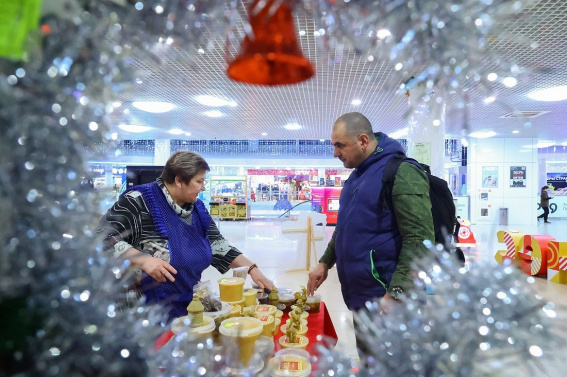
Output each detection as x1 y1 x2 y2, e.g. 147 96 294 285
249 268 273 291
137 254 178 283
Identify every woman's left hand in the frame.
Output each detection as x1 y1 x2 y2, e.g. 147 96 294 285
249 268 273 291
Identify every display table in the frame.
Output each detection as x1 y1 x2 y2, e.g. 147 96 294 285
154 301 337 353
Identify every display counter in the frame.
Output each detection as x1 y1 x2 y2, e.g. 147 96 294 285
154 301 337 354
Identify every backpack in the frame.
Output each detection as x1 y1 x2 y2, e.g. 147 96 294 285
380 154 464 263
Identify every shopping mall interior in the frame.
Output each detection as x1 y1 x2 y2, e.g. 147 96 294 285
4 0 567 376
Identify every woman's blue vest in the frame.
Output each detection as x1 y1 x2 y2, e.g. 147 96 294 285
125 182 212 320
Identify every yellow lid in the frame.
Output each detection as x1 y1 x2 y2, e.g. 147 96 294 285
219 316 263 337
218 277 246 286
269 353 311 377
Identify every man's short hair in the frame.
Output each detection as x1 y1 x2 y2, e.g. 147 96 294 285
333 112 375 139
160 151 210 184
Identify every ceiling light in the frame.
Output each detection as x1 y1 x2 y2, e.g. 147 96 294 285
351 99 362 106
284 122 302 130
168 128 184 135
118 124 151 133
483 96 495 104
132 101 175 113
203 110 224 118
185 132 191 136
261 132 267 136
487 73 498 82
112 101 122 108
512 130 520 134
527 85 567 102
469 130 496 138
195 95 237 107
502 77 517 88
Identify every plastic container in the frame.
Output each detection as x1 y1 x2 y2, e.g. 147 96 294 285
254 304 277 318
257 314 275 337
255 335 275 362
228 303 242 318
218 277 245 302
268 349 312 377
219 317 264 367
305 293 321 313
285 318 308 328
257 291 269 305
243 288 258 307
171 315 215 337
272 318 281 336
277 292 296 313
233 266 249 279
280 324 308 336
278 334 309 350
204 302 231 326
275 310 283 320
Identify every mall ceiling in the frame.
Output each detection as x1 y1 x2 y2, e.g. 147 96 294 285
110 0 567 144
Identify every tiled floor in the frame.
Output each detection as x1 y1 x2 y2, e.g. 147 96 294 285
201 216 567 376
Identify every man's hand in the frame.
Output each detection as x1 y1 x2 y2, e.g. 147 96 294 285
249 268 273 291
307 263 329 296
136 254 178 283
379 292 401 315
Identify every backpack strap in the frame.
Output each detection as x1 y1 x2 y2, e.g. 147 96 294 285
380 153 407 211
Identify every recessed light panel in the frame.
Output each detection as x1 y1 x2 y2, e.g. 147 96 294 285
527 86 567 102
469 130 496 138
118 124 151 133
284 122 302 130
132 101 175 113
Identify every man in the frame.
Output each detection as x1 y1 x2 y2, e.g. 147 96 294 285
307 112 434 314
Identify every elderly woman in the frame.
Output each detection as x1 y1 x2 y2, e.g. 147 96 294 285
99 151 272 320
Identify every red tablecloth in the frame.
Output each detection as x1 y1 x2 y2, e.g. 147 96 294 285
154 301 337 354
274 301 337 353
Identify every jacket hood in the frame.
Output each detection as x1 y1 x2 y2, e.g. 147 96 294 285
356 132 405 174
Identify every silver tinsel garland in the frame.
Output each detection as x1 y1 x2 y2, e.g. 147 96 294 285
0 1 559 376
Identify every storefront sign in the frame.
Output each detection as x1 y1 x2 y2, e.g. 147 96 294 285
547 173 567 190
247 169 318 176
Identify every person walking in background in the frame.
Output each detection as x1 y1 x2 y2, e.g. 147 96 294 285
537 185 553 223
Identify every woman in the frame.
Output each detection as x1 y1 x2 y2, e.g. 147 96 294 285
537 185 553 223
99 151 272 320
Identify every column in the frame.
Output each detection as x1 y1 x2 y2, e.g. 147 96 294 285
154 139 171 166
406 84 446 177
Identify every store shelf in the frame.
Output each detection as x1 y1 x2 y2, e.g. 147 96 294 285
209 176 249 220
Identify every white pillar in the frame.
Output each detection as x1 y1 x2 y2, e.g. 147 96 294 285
154 139 171 166
406 84 446 177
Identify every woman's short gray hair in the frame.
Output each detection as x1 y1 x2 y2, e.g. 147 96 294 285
160 151 210 184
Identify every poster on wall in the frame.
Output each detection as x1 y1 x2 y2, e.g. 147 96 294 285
510 166 526 187
413 142 431 166
480 208 489 217
481 166 499 188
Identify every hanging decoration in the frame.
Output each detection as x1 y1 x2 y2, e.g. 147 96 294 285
227 0 315 85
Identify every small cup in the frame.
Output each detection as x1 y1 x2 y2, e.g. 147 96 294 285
218 277 245 302
305 293 321 313
171 315 215 337
278 334 309 350
219 317 263 367
269 349 311 377
243 288 258 307
233 266 249 279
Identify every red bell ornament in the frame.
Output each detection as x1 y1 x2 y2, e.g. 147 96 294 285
226 0 315 86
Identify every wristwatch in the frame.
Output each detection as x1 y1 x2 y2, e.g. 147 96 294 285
388 286 404 300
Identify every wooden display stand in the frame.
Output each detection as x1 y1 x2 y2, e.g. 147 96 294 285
282 215 324 272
